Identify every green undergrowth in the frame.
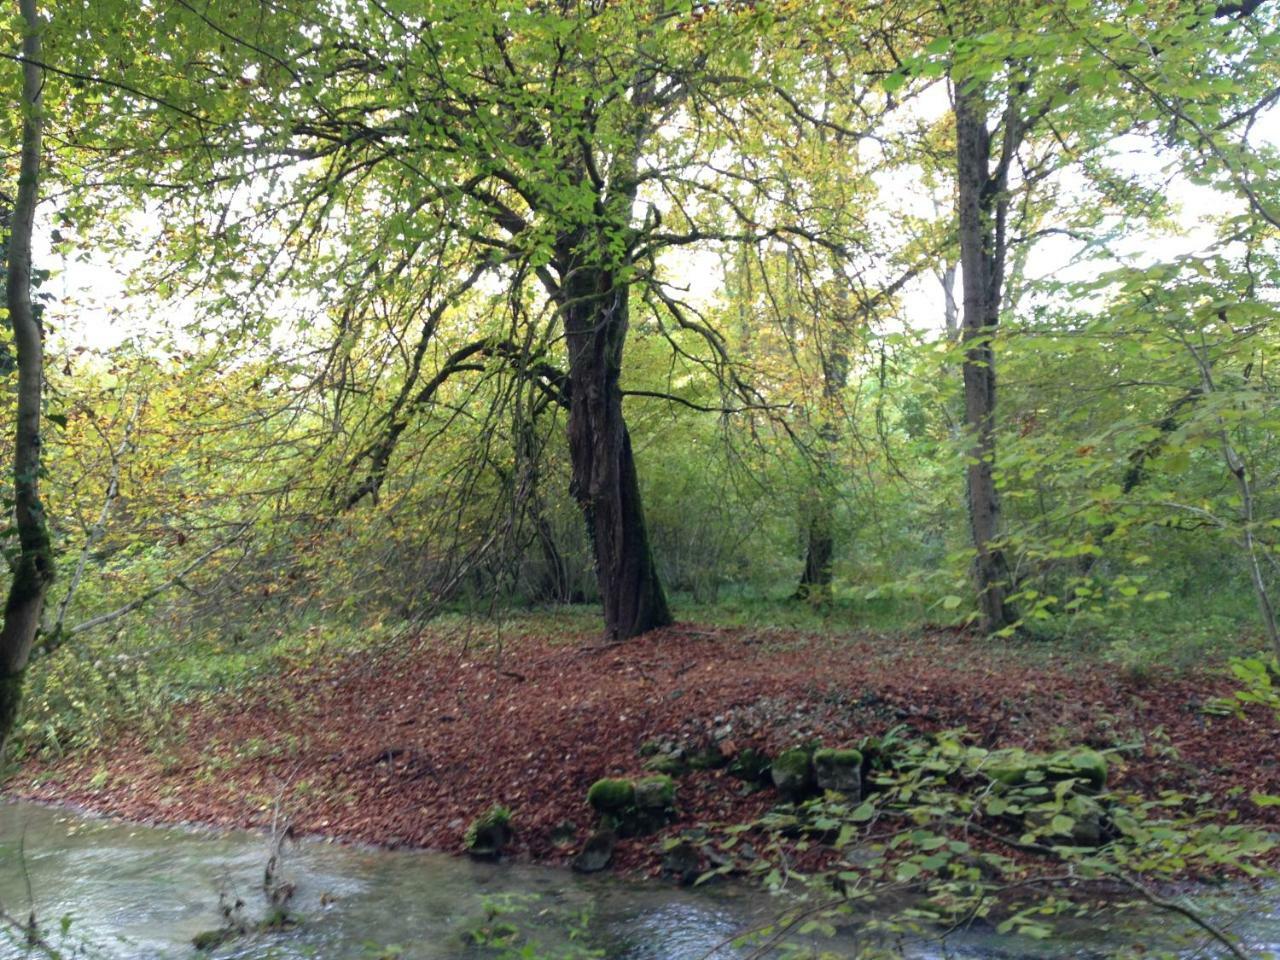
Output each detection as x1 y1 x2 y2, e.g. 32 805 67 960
9 612 402 762
691 729 1277 957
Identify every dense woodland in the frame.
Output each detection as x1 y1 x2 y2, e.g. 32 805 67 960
1 0 1280 956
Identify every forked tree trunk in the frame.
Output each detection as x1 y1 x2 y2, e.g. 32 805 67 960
955 80 1017 634
1 0 54 753
558 249 671 640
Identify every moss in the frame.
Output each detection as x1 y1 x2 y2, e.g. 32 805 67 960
643 753 687 776
465 804 513 857
771 747 816 801
727 747 772 785
634 774 676 810
813 748 863 796
813 747 862 767
988 747 1108 793
1049 748 1108 791
985 748 1035 787
587 778 635 814
686 745 728 770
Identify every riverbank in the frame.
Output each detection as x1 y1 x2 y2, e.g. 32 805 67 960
6 622 1279 876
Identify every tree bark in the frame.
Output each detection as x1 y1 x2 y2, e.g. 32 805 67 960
794 337 849 603
940 260 959 341
795 499 835 601
558 249 671 640
1 0 53 753
955 80 1018 634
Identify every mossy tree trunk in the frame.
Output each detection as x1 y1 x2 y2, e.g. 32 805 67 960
0 0 54 755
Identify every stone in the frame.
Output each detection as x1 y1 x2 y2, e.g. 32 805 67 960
586 778 635 814
988 747 1107 794
1048 748 1108 792
813 748 863 797
770 747 816 802
661 840 701 885
572 828 617 873
465 804 513 860
643 753 688 776
727 747 772 786
985 748 1038 787
1027 797 1107 847
549 820 578 849
686 744 728 770
635 774 676 811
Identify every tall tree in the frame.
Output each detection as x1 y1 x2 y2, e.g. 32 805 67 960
952 71 1022 633
0 0 53 751
49 0 892 640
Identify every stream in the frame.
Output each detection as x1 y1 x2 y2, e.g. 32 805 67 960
2 800 1277 959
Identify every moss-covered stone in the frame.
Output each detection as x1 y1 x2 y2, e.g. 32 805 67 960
1048 748 1107 792
465 804 513 859
987 746 1107 794
1026 795 1108 847
660 839 701 885
643 753 688 776
686 744 728 770
635 774 676 811
770 747 816 802
813 748 863 797
727 747 772 785
985 748 1037 787
587 778 635 814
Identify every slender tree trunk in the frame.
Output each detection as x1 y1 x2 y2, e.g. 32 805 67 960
955 81 1017 634
940 260 959 341
513 408 571 605
559 249 671 640
794 337 849 603
1182 335 1280 660
1 0 53 753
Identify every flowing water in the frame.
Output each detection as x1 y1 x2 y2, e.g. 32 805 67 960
1 800 1276 959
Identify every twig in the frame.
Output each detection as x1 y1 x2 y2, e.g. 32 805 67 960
1116 874 1253 960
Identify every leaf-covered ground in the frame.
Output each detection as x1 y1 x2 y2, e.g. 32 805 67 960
8 623 1279 875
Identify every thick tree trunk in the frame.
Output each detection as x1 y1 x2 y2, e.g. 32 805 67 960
955 82 1017 634
559 253 671 640
1 0 53 753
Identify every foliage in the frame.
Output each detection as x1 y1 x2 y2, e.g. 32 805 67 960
703 729 1275 956
0 0 1279 950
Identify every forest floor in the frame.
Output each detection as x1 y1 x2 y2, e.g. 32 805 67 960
6 617 1279 877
